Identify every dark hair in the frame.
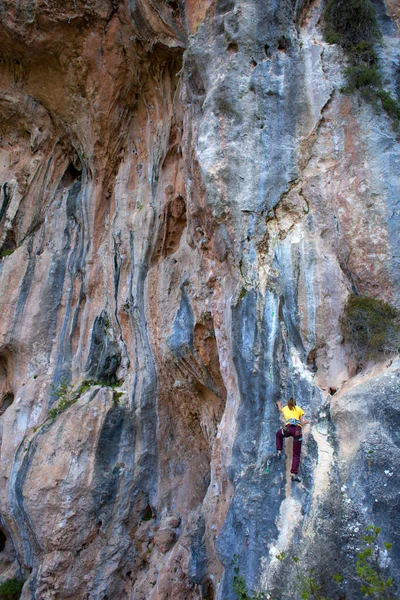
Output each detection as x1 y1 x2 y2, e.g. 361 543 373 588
288 397 296 410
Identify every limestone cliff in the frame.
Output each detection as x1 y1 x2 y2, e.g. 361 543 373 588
0 0 399 598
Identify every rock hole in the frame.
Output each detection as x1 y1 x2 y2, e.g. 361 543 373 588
0 182 11 223
0 228 17 258
264 43 270 56
201 579 215 599
306 348 317 373
216 0 235 14
164 0 179 9
227 42 238 55
151 190 187 264
329 387 337 395
251 59 257 68
60 161 82 187
85 311 121 385
0 393 14 416
0 528 7 551
277 36 289 51
141 504 153 522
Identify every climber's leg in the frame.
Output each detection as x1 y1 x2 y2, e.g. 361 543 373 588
276 427 285 453
291 435 302 474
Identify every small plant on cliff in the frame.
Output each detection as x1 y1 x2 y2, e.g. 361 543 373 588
238 288 248 302
376 91 400 122
113 390 124 405
343 65 381 94
341 294 400 359
288 555 333 600
77 380 92 396
48 377 78 421
232 556 270 600
0 249 14 260
0 579 24 600
48 378 124 421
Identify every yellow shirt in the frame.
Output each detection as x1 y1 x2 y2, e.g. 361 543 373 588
282 405 304 426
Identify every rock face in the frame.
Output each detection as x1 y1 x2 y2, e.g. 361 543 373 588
0 0 399 598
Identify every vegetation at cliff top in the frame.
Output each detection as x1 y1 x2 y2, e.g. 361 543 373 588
323 0 380 47
232 526 397 599
341 294 400 360
323 0 400 128
0 579 24 600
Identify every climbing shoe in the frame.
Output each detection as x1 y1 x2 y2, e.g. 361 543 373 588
291 474 301 483
277 451 282 459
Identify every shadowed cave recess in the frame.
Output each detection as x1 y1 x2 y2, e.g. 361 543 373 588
0 0 399 598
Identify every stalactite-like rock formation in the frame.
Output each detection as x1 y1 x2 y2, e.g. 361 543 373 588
0 0 399 598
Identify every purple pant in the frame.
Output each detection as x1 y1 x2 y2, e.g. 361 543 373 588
276 424 302 474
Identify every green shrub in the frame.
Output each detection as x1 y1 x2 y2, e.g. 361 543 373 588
232 556 269 600
323 0 400 128
323 0 380 48
231 531 398 600
233 570 267 600
323 0 381 95
48 377 124 421
48 377 80 421
324 30 340 45
341 294 400 359
343 66 381 93
356 526 396 599
240 527 396 600
113 390 124 404
0 249 14 260
76 380 92 396
290 528 397 599
348 41 378 67
48 377 86 421
376 90 400 126
0 579 24 600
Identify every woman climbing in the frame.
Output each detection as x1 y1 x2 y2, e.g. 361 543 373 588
275 397 309 483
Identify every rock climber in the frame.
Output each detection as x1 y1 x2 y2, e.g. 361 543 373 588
275 397 309 483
